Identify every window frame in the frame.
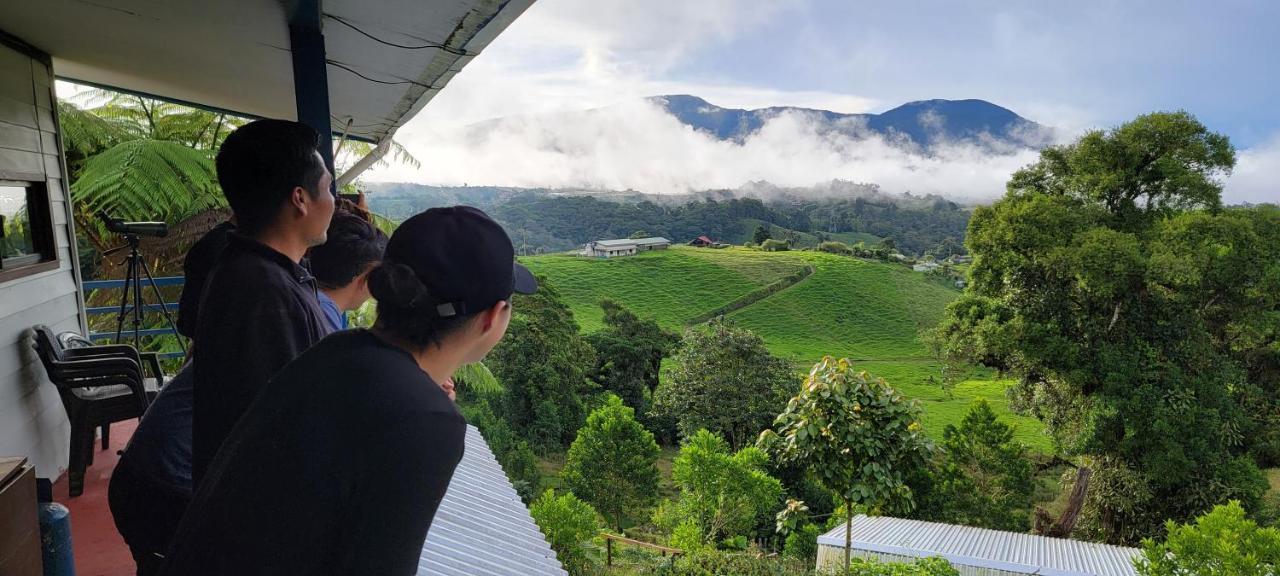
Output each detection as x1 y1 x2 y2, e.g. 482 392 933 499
0 179 59 283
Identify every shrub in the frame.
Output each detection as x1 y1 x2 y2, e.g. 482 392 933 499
654 430 783 547
530 489 602 576
824 557 959 576
818 241 851 255
647 551 957 576
783 523 821 562
761 239 790 252
651 549 812 576
1134 500 1280 575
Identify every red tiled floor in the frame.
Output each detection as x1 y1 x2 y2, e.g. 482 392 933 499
52 419 137 576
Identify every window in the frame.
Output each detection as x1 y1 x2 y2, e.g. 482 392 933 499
0 181 57 282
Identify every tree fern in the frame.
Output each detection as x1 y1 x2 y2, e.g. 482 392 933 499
72 140 222 224
455 362 503 395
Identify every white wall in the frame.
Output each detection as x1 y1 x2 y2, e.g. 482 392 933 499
0 36 86 479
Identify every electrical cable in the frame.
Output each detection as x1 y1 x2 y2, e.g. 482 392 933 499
326 60 439 91
325 14 471 57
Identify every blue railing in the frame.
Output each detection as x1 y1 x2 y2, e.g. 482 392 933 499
83 276 186 358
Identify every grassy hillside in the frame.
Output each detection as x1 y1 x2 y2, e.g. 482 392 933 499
521 246 1050 451
723 218 880 248
521 248 808 332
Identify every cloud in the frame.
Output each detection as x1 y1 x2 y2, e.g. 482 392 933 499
371 99 1047 201
1225 135 1280 205
365 0 1280 205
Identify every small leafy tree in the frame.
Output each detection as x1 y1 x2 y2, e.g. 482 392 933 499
753 224 772 244
653 319 794 450
655 429 783 546
586 299 679 414
1135 500 1280 575
563 395 660 530
760 357 930 572
918 400 1035 531
530 489 602 576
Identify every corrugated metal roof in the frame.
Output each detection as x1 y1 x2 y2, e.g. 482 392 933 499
592 237 671 247
817 515 1139 576
419 425 567 576
0 0 534 145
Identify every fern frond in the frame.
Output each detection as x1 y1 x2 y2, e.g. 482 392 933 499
455 362 503 395
71 140 222 225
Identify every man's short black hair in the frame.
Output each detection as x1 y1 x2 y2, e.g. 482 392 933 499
216 119 328 235
309 210 388 290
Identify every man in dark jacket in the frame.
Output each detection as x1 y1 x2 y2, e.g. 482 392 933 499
190 119 335 485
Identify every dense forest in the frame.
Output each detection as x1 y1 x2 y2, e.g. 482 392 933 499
365 186 972 257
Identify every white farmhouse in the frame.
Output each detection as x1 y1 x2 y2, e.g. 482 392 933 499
584 237 671 258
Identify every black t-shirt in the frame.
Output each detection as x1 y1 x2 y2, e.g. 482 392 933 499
160 330 466 576
176 221 235 339
191 233 330 485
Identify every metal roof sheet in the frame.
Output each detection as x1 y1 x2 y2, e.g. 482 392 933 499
818 515 1139 576
0 0 533 144
419 425 567 576
592 237 670 247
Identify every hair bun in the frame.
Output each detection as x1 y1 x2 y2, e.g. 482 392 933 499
368 261 429 308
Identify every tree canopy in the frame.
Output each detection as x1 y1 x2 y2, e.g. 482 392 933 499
489 276 597 452
935 111 1276 543
562 395 660 530
653 319 794 450
760 357 931 571
655 429 783 548
1135 501 1280 576
585 299 679 416
915 400 1035 531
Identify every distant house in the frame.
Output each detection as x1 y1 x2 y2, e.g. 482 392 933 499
913 261 941 273
688 235 729 248
584 237 671 258
817 515 1139 576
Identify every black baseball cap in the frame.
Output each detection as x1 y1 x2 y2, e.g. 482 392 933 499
384 206 537 317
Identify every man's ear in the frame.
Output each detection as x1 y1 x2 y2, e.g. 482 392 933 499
481 300 507 332
290 186 310 216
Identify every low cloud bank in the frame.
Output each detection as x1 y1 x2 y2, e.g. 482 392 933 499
375 99 1274 205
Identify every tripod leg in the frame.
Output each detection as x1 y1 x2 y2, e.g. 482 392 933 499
132 254 145 348
138 255 187 354
114 255 135 343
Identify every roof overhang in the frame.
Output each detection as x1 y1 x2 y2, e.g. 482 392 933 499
0 0 533 144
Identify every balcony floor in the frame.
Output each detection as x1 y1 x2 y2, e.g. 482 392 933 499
53 419 137 576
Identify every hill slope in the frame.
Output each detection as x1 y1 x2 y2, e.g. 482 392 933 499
521 247 1049 449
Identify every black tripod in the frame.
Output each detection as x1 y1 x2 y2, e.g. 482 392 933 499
106 233 185 354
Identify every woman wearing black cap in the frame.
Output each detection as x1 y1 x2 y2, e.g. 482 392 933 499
158 206 538 576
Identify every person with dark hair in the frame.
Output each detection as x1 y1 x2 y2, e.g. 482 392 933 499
175 218 235 340
111 203 379 575
308 210 388 331
159 206 535 575
190 119 335 486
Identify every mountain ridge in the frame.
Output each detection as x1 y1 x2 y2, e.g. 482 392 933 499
652 94 1053 151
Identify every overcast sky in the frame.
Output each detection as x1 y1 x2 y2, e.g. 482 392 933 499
367 0 1278 204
